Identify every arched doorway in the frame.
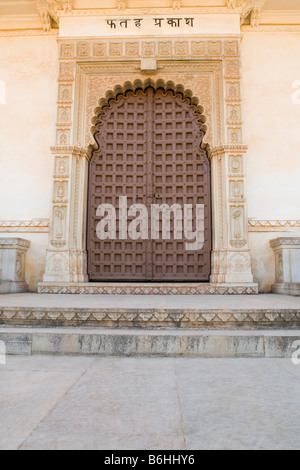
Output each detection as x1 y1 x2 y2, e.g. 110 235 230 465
87 81 212 282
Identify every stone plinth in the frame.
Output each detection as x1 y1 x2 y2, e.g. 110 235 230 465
0 238 31 294
270 237 300 296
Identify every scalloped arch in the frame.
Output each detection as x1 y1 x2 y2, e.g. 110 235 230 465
87 78 211 159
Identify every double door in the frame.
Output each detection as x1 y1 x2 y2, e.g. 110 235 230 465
87 87 211 281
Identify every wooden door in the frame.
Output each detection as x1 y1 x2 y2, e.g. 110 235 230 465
87 87 211 281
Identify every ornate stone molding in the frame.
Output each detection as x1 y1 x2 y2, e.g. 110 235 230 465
38 282 258 295
4 304 300 329
249 220 300 232
58 37 241 60
0 219 50 233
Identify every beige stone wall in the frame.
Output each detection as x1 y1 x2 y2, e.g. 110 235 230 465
0 36 58 290
241 32 300 291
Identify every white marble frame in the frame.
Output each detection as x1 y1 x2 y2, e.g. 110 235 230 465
41 36 256 289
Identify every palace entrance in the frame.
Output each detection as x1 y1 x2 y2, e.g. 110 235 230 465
87 85 212 282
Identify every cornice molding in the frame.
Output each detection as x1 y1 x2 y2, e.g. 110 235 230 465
1 0 299 35
248 220 300 232
0 219 50 233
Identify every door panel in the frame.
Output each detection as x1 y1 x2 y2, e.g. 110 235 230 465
87 87 211 281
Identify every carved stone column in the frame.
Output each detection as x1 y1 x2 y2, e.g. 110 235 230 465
210 145 254 284
43 146 89 283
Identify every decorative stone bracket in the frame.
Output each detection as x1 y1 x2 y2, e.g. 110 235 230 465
270 237 300 296
0 238 31 293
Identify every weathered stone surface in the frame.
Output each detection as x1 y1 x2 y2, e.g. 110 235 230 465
1 293 300 329
271 237 300 296
1 328 300 358
0 238 31 294
1 356 300 450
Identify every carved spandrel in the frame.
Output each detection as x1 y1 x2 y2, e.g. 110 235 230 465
85 74 214 148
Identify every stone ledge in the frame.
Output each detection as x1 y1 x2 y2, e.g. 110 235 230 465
1 328 300 358
37 282 259 295
0 238 31 249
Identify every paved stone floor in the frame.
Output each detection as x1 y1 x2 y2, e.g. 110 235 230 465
0 292 299 309
1 355 300 450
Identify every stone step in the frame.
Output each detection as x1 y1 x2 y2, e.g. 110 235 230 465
38 282 259 295
1 293 300 329
1 306 300 328
0 328 300 358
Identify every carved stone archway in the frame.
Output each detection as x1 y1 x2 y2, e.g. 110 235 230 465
39 37 257 294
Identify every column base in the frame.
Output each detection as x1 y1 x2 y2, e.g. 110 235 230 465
0 281 28 294
210 250 254 284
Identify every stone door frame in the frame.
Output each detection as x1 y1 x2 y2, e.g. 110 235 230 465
40 35 257 293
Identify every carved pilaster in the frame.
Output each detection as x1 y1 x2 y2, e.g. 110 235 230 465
210 145 254 284
43 146 88 282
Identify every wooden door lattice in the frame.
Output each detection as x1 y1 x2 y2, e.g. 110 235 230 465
87 87 211 281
